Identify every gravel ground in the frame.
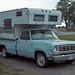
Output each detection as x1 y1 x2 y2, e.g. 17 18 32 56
0 54 75 75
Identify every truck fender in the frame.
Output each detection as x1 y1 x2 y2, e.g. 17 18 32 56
34 49 47 59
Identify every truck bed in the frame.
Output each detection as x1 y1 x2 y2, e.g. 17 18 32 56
0 38 17 54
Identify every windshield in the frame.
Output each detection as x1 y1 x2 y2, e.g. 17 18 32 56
31 30 58 40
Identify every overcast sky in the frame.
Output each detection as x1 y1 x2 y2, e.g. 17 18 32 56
0 0 59 11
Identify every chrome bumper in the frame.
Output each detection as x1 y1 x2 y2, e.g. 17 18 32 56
48 54 75 61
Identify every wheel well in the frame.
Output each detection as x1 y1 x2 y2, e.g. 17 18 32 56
35 51 45 58
0 45 6 52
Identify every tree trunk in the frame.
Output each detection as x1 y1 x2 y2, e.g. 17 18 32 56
65 20 68 29
66 22 68 28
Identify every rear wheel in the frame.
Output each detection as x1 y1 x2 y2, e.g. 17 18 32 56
35 52 49 68
2 48 9 58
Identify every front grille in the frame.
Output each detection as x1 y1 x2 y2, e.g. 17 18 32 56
58 45 75 51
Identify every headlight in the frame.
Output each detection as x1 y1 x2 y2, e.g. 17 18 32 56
54 47 58 53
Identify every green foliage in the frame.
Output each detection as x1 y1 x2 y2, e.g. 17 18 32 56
69 1 75 26
56 0 75 27
0 67 5 74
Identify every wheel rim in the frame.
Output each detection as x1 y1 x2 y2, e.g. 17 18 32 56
37 54 45 67
2 48 7 57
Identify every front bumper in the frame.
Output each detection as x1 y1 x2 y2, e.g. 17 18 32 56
48 54 75 61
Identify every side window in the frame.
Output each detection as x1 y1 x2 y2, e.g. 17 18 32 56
16 11 22 16
4 19 12 29
20 31 30 40
48 15 58 22
34 15 44 21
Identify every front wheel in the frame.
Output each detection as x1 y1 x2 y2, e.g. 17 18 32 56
35 52 49 68
2 48 9 58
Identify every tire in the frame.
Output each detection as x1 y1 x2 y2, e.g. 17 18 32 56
2 48 9 58
65 60 74 64
35 52 49 68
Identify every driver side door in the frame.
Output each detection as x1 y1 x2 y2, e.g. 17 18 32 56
17 30 33 58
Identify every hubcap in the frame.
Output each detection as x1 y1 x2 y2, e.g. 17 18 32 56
37 55 45 66
2 49 7 57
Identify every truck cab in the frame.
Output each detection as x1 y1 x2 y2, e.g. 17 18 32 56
17 28 58 58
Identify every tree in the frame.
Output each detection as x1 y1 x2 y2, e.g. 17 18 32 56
56 0 75 28
69 1 75 26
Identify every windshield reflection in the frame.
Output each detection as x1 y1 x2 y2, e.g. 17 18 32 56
31 30 58 40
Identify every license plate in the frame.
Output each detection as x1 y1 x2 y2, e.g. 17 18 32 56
68 56 74 60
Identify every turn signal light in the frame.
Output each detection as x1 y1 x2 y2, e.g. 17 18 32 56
49 11 51 13
42 10 44 12
45 10 47 12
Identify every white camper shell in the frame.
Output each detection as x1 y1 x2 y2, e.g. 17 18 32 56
0 8 62 38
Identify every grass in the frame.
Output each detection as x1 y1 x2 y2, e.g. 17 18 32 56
58 34 75 41
57 28 75 32
0 67 6 74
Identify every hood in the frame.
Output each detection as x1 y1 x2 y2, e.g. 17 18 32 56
37 39 75 46
50 39 75 46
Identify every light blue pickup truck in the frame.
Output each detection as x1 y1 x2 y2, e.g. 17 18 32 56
0 28 75 67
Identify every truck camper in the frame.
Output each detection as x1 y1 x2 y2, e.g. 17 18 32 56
0 8 75 68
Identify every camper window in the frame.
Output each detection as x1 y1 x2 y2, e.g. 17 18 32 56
34 15 44 21
48 15 58 22
16 11 22 16
4 19 12 29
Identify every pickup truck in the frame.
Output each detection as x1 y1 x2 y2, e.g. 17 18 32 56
0 28 75 68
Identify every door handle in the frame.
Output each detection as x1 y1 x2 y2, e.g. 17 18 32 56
26 41 28 42
31 44 33 45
